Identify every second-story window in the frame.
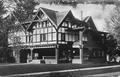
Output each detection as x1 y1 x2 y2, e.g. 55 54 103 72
40 34 46 42
29 35 33 43
26 34 33 43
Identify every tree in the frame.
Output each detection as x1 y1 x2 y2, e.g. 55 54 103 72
0 0 15 63
105 4 120 45
4 0 39 63
13 0 39 22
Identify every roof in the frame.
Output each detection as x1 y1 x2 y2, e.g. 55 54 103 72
56 11 70 26
26 7 82 30
83 16 97 31
40 7 57 26
40 7 77 29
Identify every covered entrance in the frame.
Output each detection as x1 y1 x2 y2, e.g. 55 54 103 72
20 49 31 63
32 48 55 60
31 48 56 64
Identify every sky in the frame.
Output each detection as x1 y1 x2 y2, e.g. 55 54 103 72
36 3 116 32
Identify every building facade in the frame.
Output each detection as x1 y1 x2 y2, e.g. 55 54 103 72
8 7 107 64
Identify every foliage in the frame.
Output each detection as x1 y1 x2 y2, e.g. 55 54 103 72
13 0 39 22
0 0 16 63
105 5 120 45
0 0 6 17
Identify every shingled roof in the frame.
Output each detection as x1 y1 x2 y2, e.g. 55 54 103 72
26 7 83 31
40 7 77 29
83 16 97 31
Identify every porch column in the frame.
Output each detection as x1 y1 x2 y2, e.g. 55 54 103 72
55 44 59 64
79 31 83 64
30 48 33 60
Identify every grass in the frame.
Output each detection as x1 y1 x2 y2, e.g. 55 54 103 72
0 63 119 76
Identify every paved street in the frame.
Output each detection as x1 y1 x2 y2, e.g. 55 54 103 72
0 63 120 77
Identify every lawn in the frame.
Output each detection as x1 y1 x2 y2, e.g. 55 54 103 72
0 63 120 77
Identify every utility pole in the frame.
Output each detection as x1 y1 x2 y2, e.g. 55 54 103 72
79 10 84 64
81 10 83 20
79 30 83 64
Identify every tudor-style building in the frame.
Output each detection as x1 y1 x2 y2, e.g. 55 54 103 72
8 7 107 64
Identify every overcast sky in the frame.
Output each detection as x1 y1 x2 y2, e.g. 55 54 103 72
36 3 115 32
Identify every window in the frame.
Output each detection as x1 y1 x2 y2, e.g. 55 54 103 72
40 28 44 33
39 22 42 28
33 35 36 42
43 21 46 27
26 35 29 43
68 22 71 28
83 36 88 41
47 21 52 27
64 22 68 27
21 36 26 43
26 35 33 43
48 34 52 41
61 33 65 41
40 34 46 42
44 28 47 33
36 35 40 42
53 33 56 40
48 27 52 33
29 35 33 43
13 36 21 44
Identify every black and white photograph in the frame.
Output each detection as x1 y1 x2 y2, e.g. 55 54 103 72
0 0 120 77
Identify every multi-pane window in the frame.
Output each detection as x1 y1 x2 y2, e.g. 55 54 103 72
26 34 33 43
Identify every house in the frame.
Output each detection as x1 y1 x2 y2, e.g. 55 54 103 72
8 7 108 64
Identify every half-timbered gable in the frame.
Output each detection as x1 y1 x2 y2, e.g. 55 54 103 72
57 11 79 44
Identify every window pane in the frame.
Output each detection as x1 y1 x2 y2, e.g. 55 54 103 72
36 29 39 34
48 34 52 41
40 29 44 33
43 22 46 27
44 28 47 33
36 35 40 42
21 36 26 43
40 34 46 42
48 28 52 33
58 33 61 40
53 33 56 40
33 35 36 42
39 22 42 28
43 34 46 41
